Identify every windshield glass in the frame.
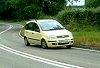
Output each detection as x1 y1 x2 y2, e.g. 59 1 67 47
39 20 64 31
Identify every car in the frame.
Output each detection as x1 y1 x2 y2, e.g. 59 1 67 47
24 19 74 49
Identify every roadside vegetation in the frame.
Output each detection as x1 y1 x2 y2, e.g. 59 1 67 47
0 0 100 49
56 8 100 49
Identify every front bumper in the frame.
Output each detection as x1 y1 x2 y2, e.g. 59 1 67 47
47 39 73 47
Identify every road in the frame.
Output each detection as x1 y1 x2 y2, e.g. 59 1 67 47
0 22 100 68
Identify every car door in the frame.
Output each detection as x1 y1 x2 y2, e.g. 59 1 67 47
25 22 34 44
31 23 41 45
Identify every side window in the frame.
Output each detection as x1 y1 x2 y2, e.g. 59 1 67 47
26 22 33 30
33 23 40 32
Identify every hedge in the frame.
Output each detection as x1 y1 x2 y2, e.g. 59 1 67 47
56 8 100 31
57 8 100 26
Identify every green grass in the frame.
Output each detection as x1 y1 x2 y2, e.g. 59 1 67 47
73 32 100 48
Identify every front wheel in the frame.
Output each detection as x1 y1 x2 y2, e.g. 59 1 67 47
24 37 30 46
41 40 48 49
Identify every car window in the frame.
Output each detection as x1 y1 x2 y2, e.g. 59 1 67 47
26 22 33 30
33 23 40 32
39 21 64 31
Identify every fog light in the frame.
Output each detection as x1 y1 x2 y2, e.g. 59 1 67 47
52 43 57 45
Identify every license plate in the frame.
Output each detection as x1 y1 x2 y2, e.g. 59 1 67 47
59 40 68 43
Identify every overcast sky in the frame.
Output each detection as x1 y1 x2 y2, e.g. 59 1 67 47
66 0 85 6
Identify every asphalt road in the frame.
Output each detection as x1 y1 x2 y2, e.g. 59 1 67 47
0 23 100 68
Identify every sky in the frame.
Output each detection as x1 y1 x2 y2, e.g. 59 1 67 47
66 0 85 6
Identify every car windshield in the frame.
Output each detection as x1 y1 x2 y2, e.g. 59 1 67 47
39 20 64 31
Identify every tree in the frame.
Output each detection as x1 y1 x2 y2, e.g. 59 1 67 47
38 0 66 15
85 0 100 8
0 0 66 20
0 0 6 13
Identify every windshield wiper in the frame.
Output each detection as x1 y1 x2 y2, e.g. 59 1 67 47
47 28 55 31
58 28 64 29
43 28 55 31
47 28 64 31
44 27 65 31
54 28 64 30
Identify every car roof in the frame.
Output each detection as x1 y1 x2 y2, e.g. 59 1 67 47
26 19 56 24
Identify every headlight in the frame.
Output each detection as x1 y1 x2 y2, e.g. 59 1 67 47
49 35 57 40
69 33 73 38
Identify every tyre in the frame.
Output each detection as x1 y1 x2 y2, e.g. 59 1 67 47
41 40 48 49
66 45 73 49
24 37 30 46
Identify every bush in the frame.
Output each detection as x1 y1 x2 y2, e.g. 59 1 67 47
85 0 100 8
56 8 100 31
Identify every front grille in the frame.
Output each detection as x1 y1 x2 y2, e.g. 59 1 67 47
57 35 69 38
58 42 69 45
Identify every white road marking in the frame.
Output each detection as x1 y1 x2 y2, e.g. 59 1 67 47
0 44 83 68
19 29 24 38
0 24 13 34
0 24 83 68
73 47 100 53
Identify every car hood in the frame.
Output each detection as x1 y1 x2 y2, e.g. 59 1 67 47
42 29 71 36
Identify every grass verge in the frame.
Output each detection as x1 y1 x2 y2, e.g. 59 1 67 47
73 32 100 50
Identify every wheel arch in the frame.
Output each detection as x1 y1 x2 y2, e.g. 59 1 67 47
41 38 48 49
24 36 26 39
41 38 45 43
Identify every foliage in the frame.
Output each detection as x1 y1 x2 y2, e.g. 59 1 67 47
0 0 66 20
0 0 5 13
73 32 100 48
85 0 100 8
47 2 64 15
56 8 100 31
38 0 65 15
13 4 43 20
